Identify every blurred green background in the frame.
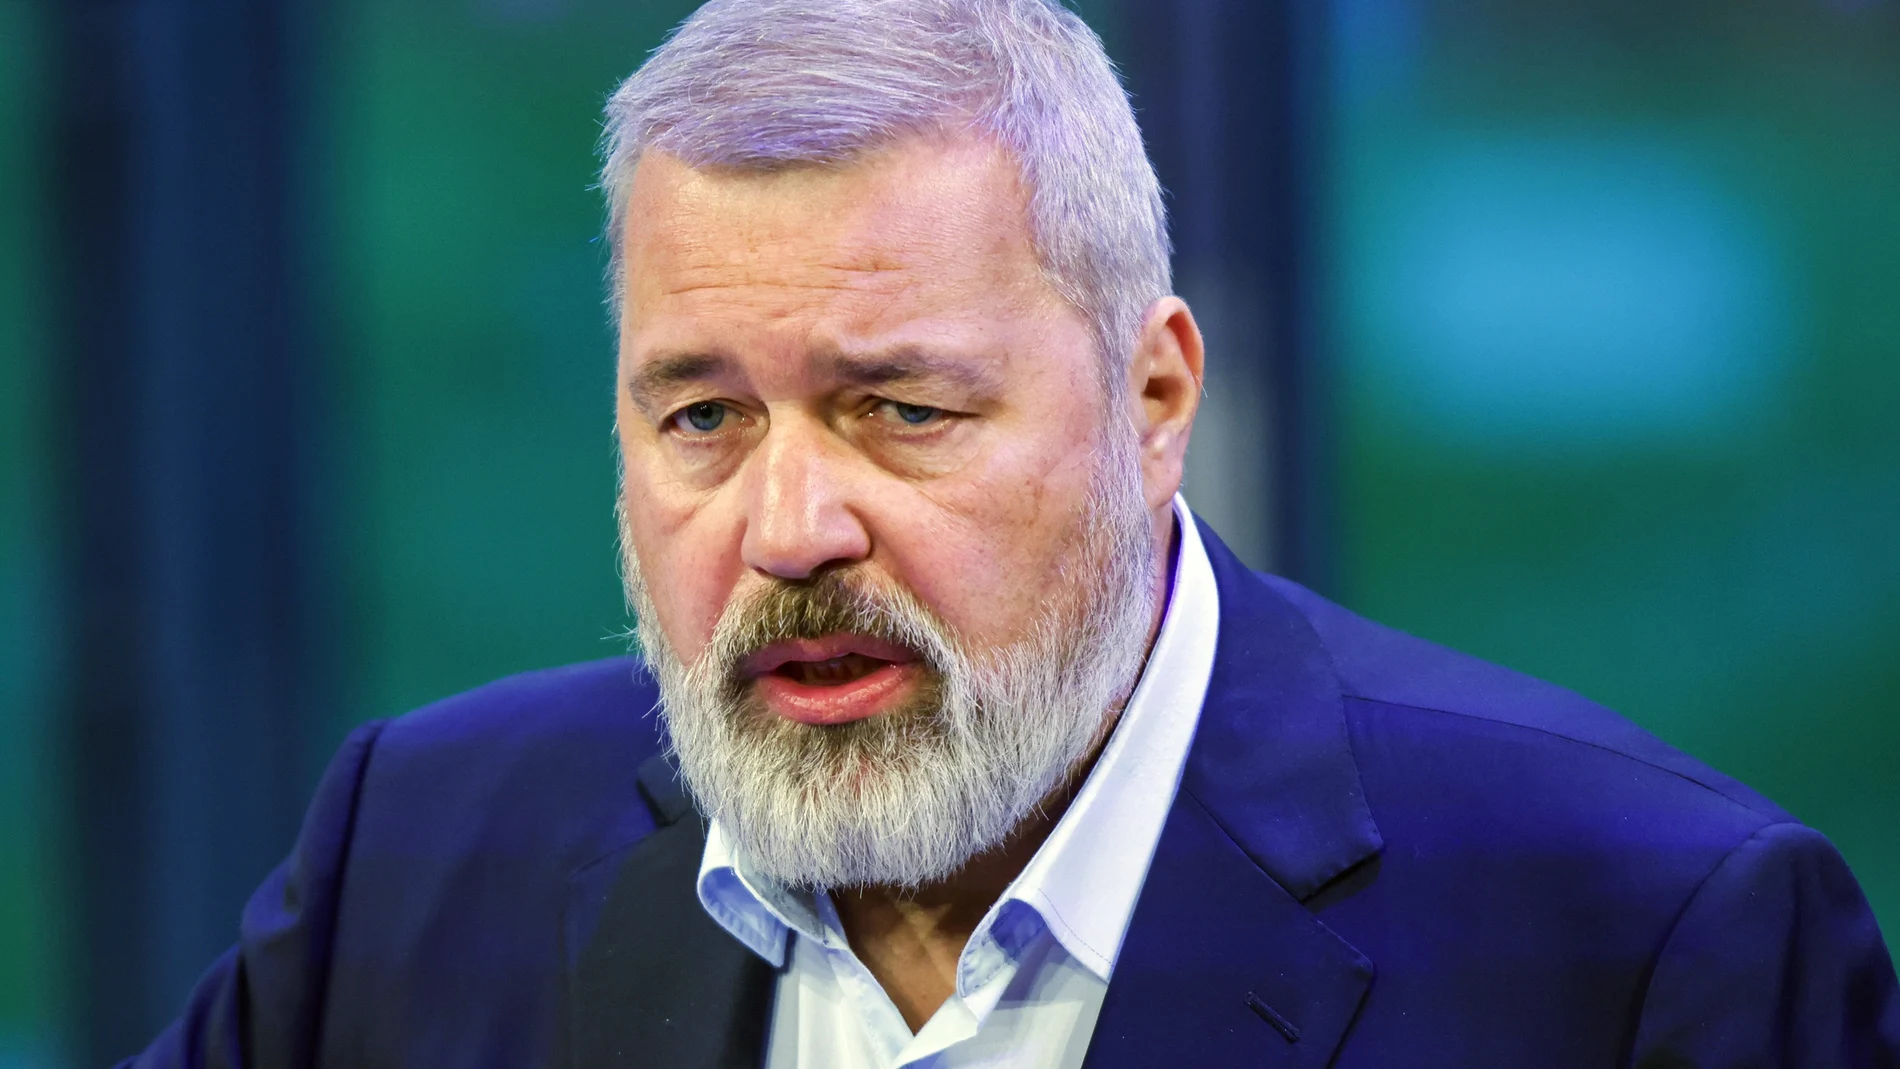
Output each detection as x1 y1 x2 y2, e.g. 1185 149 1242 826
1 0 1895 1062
1327 0 1900 958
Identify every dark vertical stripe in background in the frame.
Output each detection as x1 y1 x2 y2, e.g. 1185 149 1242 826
49 0 329 1060
1114 0 1334 588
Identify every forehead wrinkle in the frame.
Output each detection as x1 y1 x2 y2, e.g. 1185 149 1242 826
647 240 922 303
657 273 909 300
818 345 1004 396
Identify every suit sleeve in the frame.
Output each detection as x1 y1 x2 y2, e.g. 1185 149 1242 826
1633 821 1900 1068
119 719 389 1069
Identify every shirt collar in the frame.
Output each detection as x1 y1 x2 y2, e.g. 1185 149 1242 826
697 821 800 966
695 494 1221 983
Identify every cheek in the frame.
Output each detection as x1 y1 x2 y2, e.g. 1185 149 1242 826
620 453 748 659
874 406 1104 643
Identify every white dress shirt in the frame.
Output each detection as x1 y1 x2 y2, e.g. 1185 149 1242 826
695 495 1221 1069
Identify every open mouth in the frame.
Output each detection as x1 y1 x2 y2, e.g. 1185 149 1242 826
743 632 919 680
742 634 925 725
772 652 897 687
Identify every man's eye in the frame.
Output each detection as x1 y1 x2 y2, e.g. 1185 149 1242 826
881 402 942 426
671 401 728 434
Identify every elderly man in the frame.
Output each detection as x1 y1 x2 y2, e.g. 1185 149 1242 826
130 1 1897 1067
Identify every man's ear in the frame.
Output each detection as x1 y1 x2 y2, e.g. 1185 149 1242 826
1125 296 1206 512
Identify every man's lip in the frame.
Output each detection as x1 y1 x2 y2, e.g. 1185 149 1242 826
741 634 921 677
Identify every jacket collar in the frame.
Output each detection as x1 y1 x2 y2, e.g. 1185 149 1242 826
1081 520 1382 1068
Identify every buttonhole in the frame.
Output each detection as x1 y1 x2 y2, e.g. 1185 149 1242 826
1245 992 1300 1043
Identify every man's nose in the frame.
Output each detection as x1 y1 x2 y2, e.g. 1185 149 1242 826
739 420 872 580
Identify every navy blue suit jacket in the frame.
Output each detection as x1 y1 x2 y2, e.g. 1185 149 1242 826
130 523 1900 1067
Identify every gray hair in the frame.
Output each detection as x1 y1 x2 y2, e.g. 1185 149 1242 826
599 0 1172 388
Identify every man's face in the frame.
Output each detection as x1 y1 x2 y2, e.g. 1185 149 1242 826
617 136 1133 713
614 134 1162 887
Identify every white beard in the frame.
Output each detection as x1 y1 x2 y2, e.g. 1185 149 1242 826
620 430 1156 891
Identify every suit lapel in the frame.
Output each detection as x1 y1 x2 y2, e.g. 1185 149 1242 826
566 755 775 1069
1083 794 1374 1067
1084 522 1383 1068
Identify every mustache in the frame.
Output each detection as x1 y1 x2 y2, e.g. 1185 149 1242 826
703 569 950 682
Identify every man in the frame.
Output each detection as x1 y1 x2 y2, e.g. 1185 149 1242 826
129 0 1898 1066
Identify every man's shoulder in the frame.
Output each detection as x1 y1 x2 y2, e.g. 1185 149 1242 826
1256 573 1793 832
349 655 669 873
237 658 673 1052
379 654 662 751
1179 569 1899 1065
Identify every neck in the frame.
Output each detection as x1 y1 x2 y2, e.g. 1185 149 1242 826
829 754 1086 1031
831 506 1181 1032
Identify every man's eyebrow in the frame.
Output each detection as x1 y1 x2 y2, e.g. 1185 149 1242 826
625 352 730 413
822 348 1004 395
